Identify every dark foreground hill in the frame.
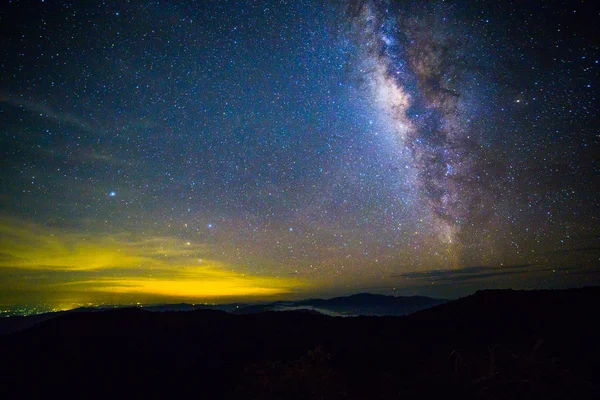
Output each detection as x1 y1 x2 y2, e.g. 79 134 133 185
1 287 599 399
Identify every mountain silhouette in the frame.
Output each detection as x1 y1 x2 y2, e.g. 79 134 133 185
234 293 446 316
1 287 598 399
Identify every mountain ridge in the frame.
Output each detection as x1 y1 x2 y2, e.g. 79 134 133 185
1 287 599 399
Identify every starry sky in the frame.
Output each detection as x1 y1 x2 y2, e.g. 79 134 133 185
1 0 599 311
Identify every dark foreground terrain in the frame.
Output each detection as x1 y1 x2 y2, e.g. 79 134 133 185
1 287 599 399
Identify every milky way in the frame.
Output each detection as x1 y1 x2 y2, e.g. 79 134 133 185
345 0 505 245
0 0 598 311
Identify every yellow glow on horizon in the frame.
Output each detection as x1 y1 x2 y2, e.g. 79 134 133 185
91 275 293 298
66 264 303 298
0 218 149 270
0 217 305 305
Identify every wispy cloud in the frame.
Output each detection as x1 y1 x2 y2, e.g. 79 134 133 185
0 94 97 134
394 264 539 284
548 247 600 254
0 217 305 305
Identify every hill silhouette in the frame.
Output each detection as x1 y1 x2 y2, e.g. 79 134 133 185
233 292 446 316
0 293 442 334
1 287 598 399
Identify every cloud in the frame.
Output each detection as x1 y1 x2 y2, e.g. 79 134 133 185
0 217 305 306
0 94 97 134
0 218 149 271
394 264 538 285
77 270 294 298
548 247 600 255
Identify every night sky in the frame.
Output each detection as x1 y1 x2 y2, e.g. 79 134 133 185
1 0 599 312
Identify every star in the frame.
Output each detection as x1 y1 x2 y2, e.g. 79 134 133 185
0 0 597 309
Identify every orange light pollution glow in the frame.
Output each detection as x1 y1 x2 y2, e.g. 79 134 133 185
0 217 306 309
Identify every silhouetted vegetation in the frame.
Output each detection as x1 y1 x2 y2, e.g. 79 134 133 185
1 287 598 399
